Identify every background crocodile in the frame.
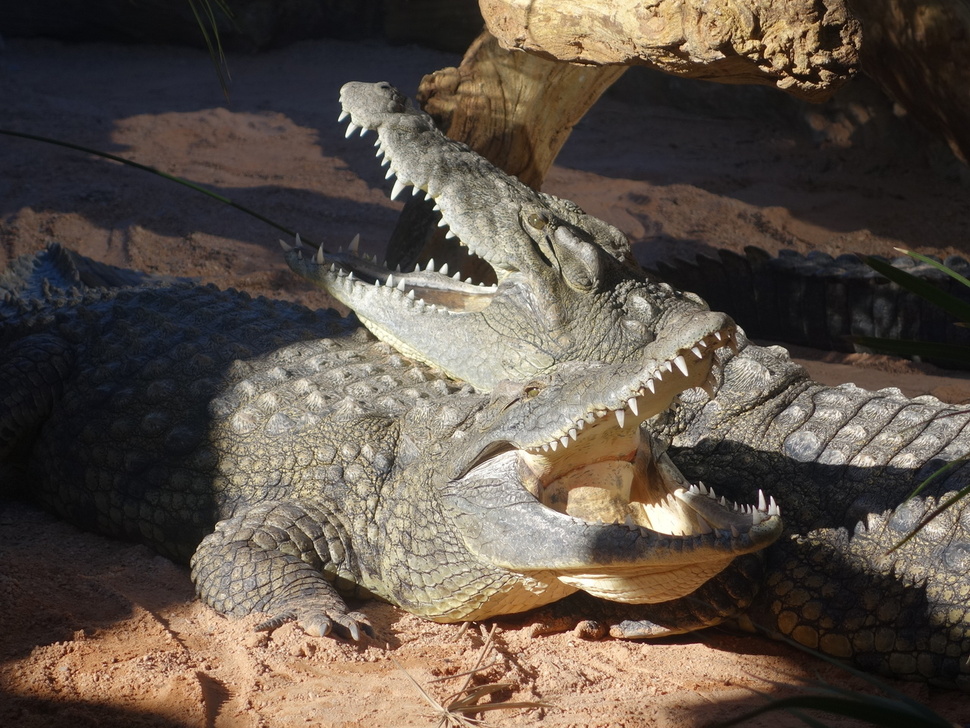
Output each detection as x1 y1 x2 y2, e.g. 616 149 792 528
292 82 970 685
0 243 779 642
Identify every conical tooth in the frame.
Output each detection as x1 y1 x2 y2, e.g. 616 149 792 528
627 397 639 416
347 271 355 282
315 245 326 264
452 271 462 280
374 138 382 149
432 202 441 212
692 346 704 359
559 436 570 449
624 514 637 528
731 525 740 538
391 179 408 200
464 277 473 284
654 369 664 382
615 408 626 429
349 234 360 254
440 263 449 275
664 361 674 373
338 110 349 123
445 229 457 240
542 443 550 453
437 217 448 228
719 496 727 507
674 355 689 376
697 482 708 495
769 495 779 515
689 484 699 494
406 289 415 300
427 258 436 272
381 156 391 168
385 166 395 180
386 273 395 288
714 331 723 341
345 122 360 138
549 439 558 452
645 379 656 394
396 280 407 292
278 238 293 252
758 489 767 512
568 427 578 441
708 485 717 500
412 186 423 197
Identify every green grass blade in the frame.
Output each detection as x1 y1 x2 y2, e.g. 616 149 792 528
187 0 234 100
861 255 970 324
0 128 311 245
895 247 970 290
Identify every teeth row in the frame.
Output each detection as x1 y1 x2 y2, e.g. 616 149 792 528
340 113 466 248
530 329 736 454
687 483 781 518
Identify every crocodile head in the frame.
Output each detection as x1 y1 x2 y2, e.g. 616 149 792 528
430 357 782 618
285 81 720 391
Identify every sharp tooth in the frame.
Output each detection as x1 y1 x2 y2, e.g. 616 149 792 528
576 419 585 430
278 238 293 252
381 156 390 168
452 271 462 280
645 379 656 394
440 263 449 275
769 496 779 516
391 179 408 200
445 229 457 240
692 346 704 359
624 514 637 528
654 369 663 382
559 436 570 449
674 355 689 376
347 271 355 282
627 397 639 416
714 331 723 341
407 289 415 299
386 273 395 288
345 122 360 138
731 525 740 538
758 490 767 512
437 218 448 228
550 439 558 452
432 202 441 212
385 166 395 180
396 280 407 292
697 482 708 495
542 443 550 452
427 258 436 272
412 186 423 197
315 245 325 264
349 234 360 254
374 138 382 148
338 110 349 123
568 427 578 440
615 408 626 429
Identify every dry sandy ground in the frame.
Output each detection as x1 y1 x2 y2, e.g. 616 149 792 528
2 38 970 727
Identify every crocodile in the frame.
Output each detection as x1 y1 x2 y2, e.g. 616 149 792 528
0 243 780 641
289 82 970 685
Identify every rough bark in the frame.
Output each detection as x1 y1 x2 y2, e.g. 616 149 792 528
480 0 862 102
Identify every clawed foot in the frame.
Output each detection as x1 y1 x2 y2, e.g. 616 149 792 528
256 608 374 641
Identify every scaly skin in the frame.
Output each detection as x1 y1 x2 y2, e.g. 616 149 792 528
294 82 970 685
0 244 778 640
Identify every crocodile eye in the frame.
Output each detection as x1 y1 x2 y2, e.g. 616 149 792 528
527 212 548 230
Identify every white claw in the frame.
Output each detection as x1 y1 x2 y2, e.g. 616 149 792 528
615 408 626 429
674 355 689 377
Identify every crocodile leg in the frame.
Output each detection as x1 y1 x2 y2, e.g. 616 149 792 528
191 500 373 640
